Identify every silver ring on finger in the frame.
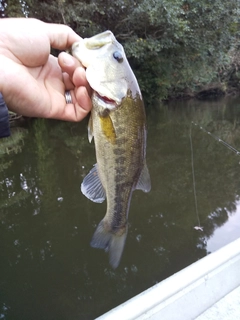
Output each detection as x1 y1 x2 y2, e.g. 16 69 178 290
65 90 73 104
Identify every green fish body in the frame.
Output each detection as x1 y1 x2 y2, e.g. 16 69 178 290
72 31 151 268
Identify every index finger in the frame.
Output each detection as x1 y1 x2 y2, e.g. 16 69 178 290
46 23 82 50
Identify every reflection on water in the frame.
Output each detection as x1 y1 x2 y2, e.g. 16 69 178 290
1 97 240 319
207 201 240 252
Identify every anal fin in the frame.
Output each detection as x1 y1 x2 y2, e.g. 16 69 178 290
135 161 151 193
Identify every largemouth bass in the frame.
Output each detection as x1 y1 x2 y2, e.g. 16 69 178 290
72 31 151 268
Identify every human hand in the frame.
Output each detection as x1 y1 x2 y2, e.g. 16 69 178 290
0 18 92 121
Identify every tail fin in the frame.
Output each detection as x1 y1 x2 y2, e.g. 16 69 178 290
90 219 128 269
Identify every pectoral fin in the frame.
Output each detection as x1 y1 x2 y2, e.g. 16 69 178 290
100 114 116 144
81 164 106 203
135 162 151 193
88 114 94 143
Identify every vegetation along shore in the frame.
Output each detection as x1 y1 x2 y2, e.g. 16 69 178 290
2 0 240 103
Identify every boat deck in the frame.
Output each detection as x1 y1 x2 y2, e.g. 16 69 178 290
196 285 240 320
97 237 240 320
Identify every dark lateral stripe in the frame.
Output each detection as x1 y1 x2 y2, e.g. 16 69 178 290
113 148 125 155
115 156 126 164
116 137 127 145
115 174 125 183
115 166 126 175
114 202 123 216
116 127 126 135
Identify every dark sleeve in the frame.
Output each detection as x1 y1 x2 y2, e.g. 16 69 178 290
0 93 10 138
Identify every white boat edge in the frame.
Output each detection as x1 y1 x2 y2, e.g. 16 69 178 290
96 237 240 320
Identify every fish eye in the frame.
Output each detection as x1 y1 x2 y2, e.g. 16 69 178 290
113 51 123 63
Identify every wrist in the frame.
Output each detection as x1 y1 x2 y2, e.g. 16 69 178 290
0 55 6 94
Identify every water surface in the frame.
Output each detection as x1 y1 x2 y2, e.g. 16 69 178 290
1 96 240 319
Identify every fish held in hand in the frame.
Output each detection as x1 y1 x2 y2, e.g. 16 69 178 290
72 31 151 269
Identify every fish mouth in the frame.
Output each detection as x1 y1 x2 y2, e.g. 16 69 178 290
95 91 118 110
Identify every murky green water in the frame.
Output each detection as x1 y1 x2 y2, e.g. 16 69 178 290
1 96 240 319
